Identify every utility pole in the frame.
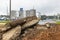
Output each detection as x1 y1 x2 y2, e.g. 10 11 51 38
7 6 8 16
10 0 11 20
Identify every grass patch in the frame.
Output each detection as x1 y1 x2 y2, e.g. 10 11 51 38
56 21 60 24
0 20 10 23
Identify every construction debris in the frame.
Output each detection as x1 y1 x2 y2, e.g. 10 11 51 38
0 16 38 32
5 16 38 27
0 16 60 40
2 25 21 40
22 18 40 30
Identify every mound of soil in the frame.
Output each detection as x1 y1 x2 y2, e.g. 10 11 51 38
21 24 60 40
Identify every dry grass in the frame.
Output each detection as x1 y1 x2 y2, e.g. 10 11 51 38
0 23 6 28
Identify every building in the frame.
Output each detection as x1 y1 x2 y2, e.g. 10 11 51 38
41 15 47 20
26 9 36 17
57 13 60 20
30 9 36 16
37 12 41 18
19 8 24 19
11 10 17 19
26 10 30 17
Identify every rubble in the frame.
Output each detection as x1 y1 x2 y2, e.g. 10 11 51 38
22 18 40 30
6 16 38 27
0 16 40 40
0 16 38 32
2 25 21 40
0 16 60 40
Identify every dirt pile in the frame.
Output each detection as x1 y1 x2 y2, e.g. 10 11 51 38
21 24 60 40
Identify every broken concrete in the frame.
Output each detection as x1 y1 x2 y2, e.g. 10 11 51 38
0 16 40 40
5 16 38 27
2 25 21 40
22 18 40 30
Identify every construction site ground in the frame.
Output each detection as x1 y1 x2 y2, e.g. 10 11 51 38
0 16 60 40
0 23 60 40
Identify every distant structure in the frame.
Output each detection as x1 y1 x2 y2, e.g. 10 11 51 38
26 9 36 17
30 9 36 16
19 8 24 19
37 12 41 18
26 10 30 17
11 10 17 19
57 13 60 20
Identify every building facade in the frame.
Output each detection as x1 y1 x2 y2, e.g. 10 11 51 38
26 10 30 17
26 9 36 17
19 8 24 19
11 10 17 19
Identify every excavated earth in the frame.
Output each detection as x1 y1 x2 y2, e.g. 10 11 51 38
21 24 60 40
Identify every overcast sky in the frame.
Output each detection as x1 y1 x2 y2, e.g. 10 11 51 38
0 0 60 15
